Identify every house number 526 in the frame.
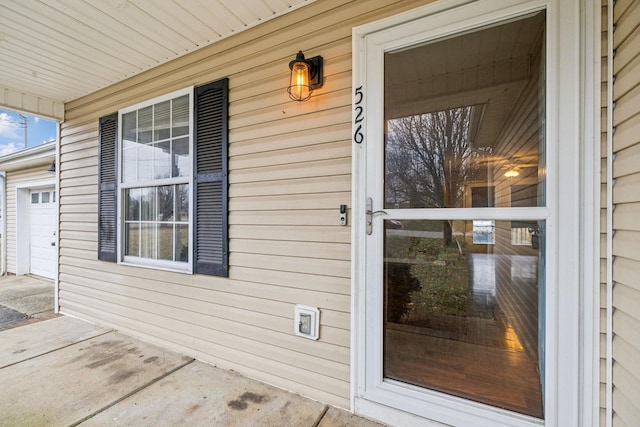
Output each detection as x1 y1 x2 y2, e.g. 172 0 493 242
353 86 364 144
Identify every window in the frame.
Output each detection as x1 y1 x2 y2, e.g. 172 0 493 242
120 90 191 269
31 193 39 204
98 79 229 276
471 187 495 244
472 220 494 244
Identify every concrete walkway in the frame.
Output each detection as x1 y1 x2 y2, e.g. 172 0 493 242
0 275 57 330
0 277 384 427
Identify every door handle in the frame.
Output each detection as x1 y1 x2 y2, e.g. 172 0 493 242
366 197 387 235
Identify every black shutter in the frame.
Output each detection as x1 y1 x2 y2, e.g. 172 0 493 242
194 78 229 276
98 113 118 262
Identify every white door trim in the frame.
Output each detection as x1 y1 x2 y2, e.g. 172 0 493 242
350 0 597 425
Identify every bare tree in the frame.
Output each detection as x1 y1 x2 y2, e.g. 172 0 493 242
386 106 480 245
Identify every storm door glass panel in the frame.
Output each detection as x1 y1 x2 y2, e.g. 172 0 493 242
382 12 546 419
384 15 546 211
384 220 544 417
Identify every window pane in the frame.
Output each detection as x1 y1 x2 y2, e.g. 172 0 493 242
172 137 189 177
153 141 171 180
138 106 152 144
125 223 140 257
137 143 154 181
472 220 494 244
157 224 174 260
512 227 533 246
31 193 39 204
471 186 494 207
172 95 189 137
384 219 544 418
140 187 156 221
384 13 545 209
157 185 174 221
140 223 156 259
154 101 171 141
122 141 138 183
122 111 137 143
176 224 189 262
176 184 189 222
42 192 50 203
125 188 141 221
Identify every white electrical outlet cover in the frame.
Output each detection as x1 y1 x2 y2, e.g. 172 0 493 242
294 304 320 340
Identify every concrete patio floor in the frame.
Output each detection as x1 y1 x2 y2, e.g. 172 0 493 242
0 275 57 331
0 276 384 426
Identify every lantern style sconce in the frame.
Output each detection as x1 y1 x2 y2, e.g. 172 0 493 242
504 167 520 178
288 51 324 101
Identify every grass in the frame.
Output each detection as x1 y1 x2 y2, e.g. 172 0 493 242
385 235 470 325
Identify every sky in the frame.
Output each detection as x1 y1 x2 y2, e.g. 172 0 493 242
0 109 57 156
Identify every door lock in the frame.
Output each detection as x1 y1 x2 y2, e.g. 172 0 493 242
366 197 387 235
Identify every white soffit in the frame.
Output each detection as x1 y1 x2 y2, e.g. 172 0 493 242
0 0 315 121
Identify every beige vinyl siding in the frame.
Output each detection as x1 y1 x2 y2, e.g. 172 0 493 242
59 0 434 409
611 0 640 425
488 34 542 361
4 164 56 275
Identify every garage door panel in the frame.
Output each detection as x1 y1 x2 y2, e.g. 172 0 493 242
30 189 56 279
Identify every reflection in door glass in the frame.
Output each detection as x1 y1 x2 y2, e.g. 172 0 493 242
382 11 547 418
384 12 546 210
384 219 545 417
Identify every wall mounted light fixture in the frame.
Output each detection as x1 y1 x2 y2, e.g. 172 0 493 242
504 167 520 178
288 51 323 101
47 161 56 174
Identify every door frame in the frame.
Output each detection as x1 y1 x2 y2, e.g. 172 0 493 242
350 0 598 425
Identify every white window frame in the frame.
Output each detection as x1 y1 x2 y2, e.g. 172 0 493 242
351 0 595 426
116 87 194 273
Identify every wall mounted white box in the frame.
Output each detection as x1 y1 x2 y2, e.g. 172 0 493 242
294 304 320 340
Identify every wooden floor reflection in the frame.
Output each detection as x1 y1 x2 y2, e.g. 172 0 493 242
385 324 543 417
384 253 543 418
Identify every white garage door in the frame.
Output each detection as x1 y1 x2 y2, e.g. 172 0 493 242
29 189 56 279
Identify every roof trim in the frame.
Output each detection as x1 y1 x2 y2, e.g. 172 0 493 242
0 86 64 122
0 141 56 172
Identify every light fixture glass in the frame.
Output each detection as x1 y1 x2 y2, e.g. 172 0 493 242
288 51 323 102
504 168 520 177
289 60 311 101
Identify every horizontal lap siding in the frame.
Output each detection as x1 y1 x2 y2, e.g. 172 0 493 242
612 0 640 425
5 164 56 274
59 0 433 409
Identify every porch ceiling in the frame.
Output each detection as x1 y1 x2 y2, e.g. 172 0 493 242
0 0 314 121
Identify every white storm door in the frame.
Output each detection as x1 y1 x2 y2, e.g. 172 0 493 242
353 0 583 426
29 189 57 279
